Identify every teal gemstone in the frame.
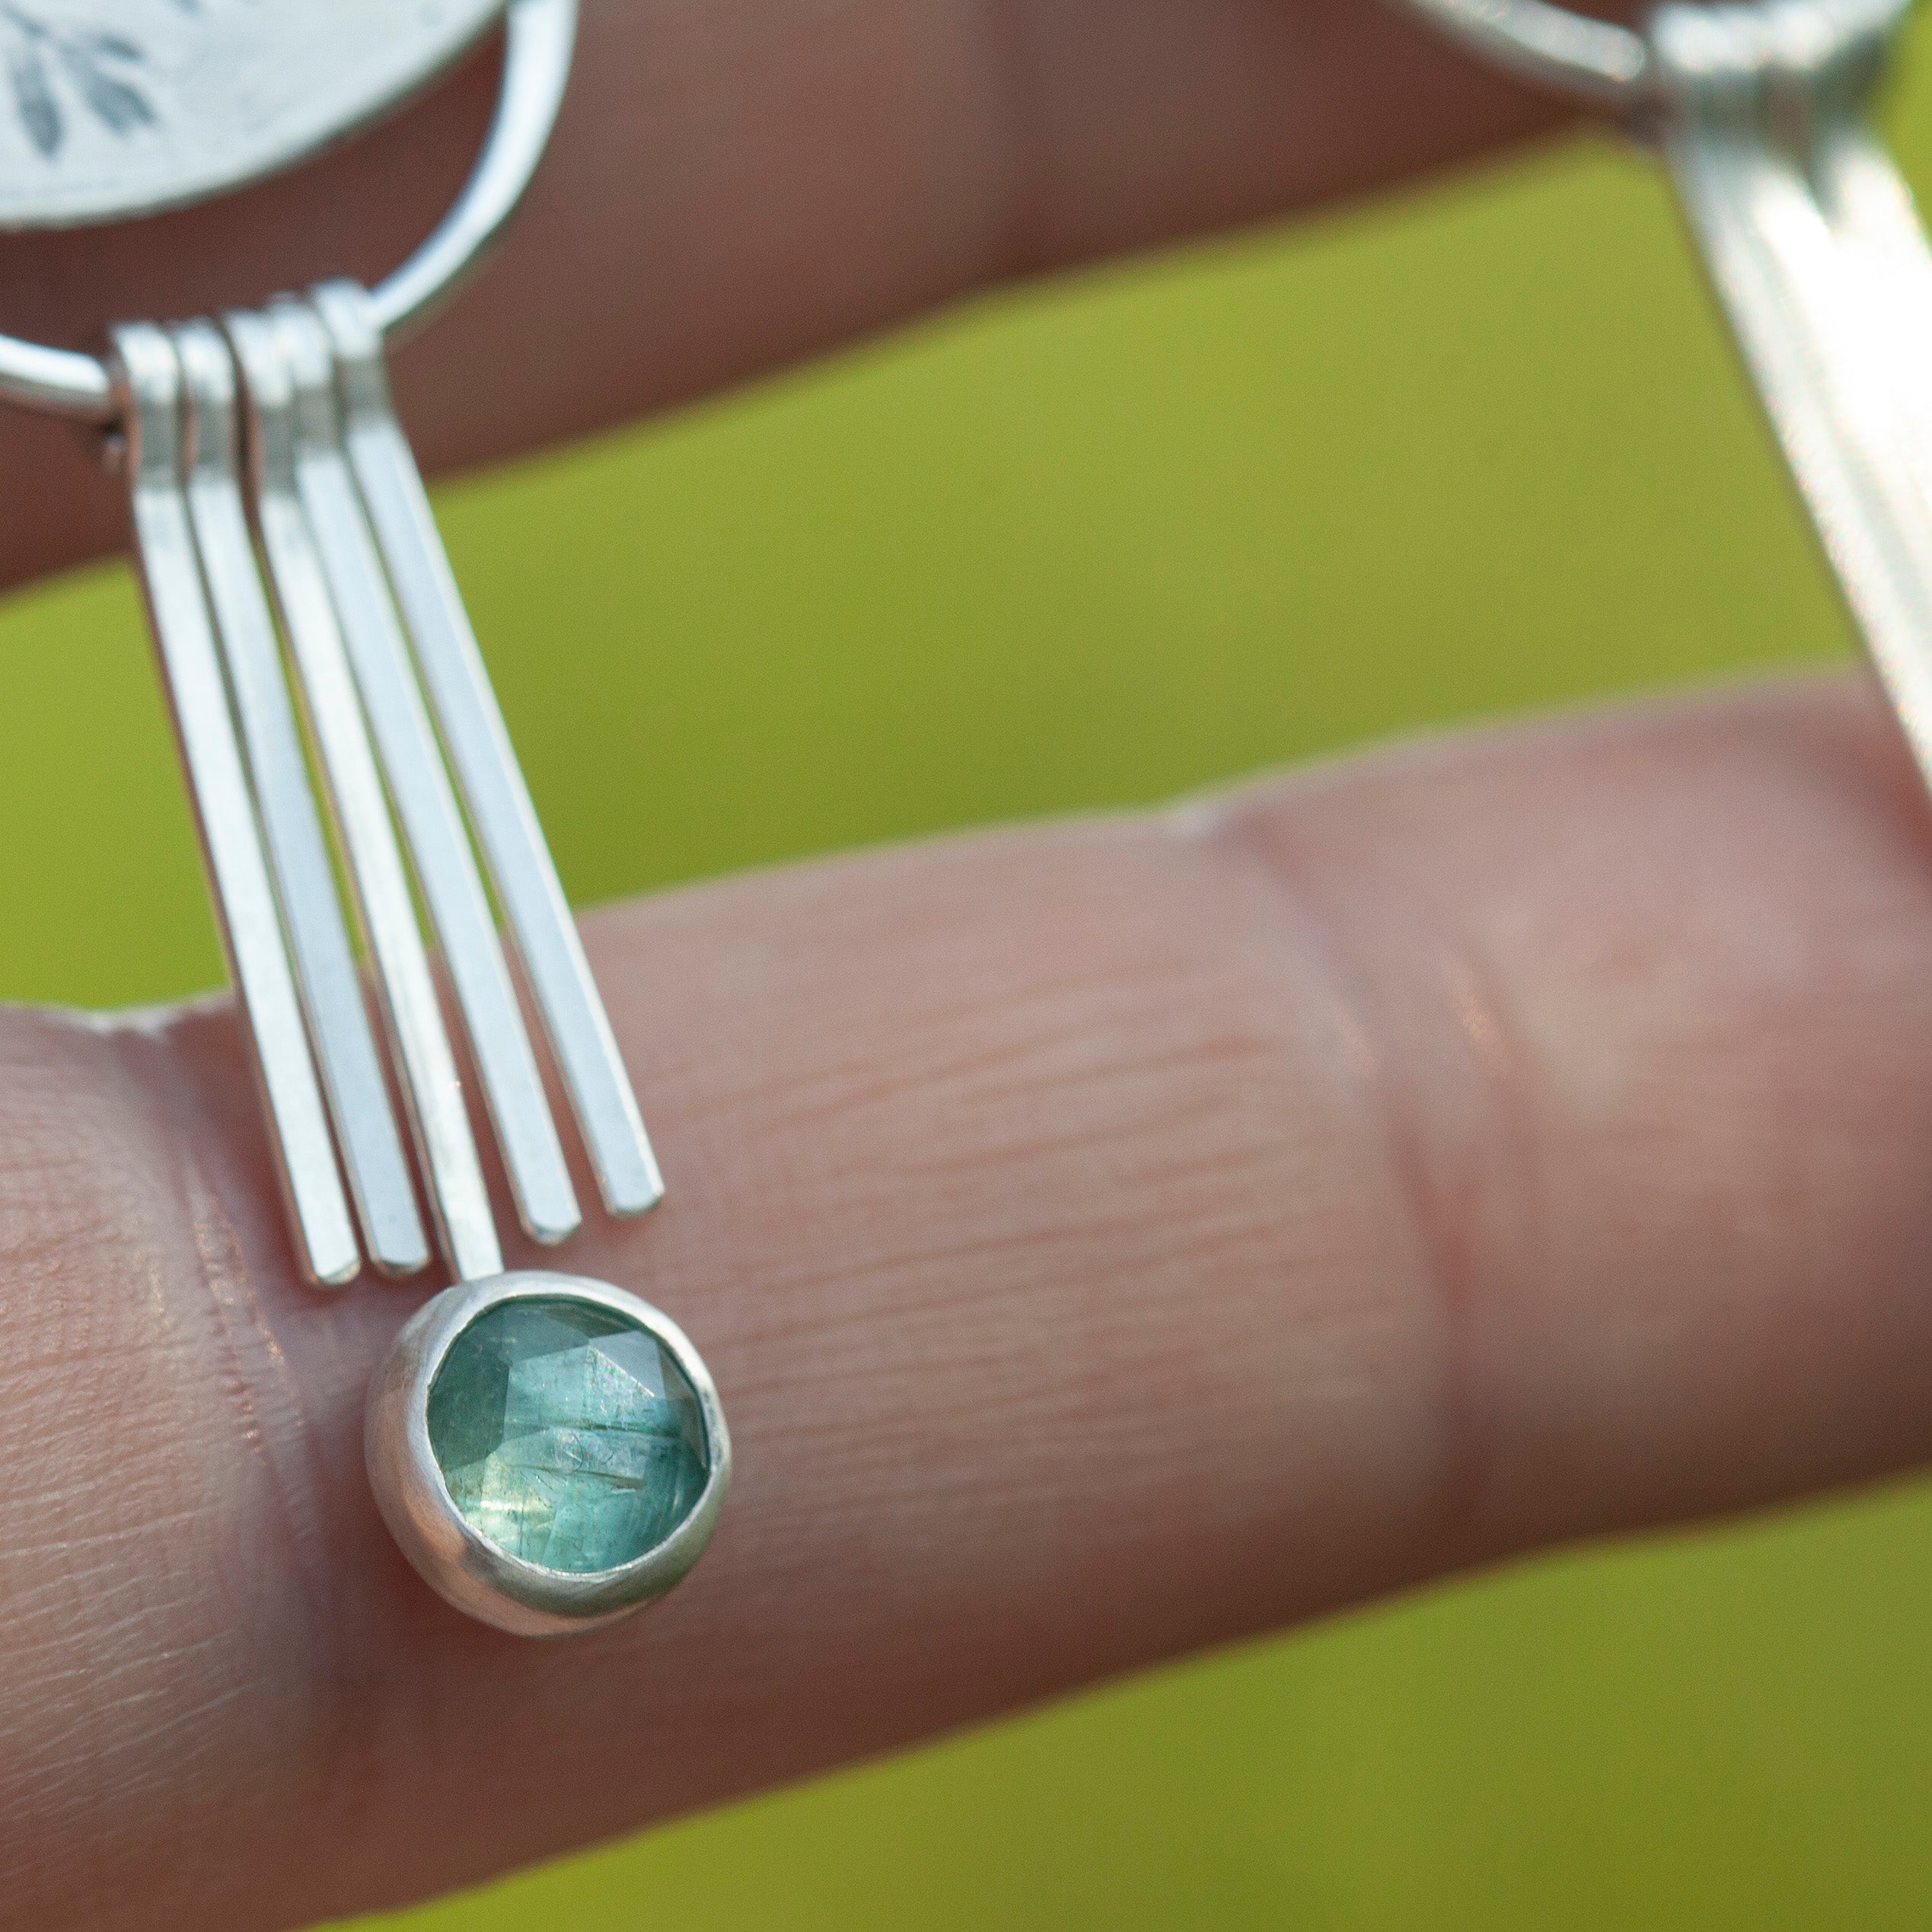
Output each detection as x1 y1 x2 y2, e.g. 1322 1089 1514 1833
427 1297 709 1575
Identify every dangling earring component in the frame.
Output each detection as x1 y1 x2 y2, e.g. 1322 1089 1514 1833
234 297 729 1635
113 323 366 1290
1388 0 1932 788
171 317 432 1280
3 0 728 1635
367 1277 728 1635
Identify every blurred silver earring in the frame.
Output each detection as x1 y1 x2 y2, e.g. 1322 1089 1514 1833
1391 0 1932 795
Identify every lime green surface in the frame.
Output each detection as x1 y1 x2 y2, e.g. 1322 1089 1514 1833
3 79 1931 1931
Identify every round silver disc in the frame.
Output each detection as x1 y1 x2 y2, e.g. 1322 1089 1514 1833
0 0 509 230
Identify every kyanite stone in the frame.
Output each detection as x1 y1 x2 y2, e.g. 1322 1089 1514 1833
427 1297 709 1574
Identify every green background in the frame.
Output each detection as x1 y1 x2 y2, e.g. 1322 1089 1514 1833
5 58 1932 1930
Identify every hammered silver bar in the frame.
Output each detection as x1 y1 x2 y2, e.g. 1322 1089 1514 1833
227 310 503 1285
110 323 359 1286
313 279 665 1219
173 320 429 1278
271 300 580 1249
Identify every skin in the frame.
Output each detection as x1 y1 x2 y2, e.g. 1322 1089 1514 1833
0 2 1921 1928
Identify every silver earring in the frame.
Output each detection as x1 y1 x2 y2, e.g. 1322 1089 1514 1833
1391 0 1932 788
0 0 728 1637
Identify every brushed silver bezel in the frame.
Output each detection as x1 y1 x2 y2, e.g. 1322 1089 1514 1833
365 1270 731 1637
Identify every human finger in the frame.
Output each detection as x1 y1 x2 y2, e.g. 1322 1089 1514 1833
2 671 1931 1928
0 0 1610 587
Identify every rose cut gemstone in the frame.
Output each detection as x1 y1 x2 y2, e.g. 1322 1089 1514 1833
426 1297 709 1574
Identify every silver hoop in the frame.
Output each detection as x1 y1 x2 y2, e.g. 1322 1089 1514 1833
1395 0 1653 107
0 0 577 425
1391 0 1913 112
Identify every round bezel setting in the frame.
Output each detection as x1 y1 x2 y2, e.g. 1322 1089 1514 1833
365 1271 730 1637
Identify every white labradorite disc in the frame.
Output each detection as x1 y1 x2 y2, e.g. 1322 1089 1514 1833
0 0 509 228
426 1296 712 1575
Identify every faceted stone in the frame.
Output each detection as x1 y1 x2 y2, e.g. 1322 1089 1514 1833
427 1297 709 1574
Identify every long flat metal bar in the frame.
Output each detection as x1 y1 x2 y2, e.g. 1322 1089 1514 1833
109 323 359 1287
1665 116 1932 776
226 310 502 1286
270 301 579 1248
311 279 665 1220
173 320 429 1278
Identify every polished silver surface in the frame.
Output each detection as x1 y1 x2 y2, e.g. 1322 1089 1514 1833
110 321 359 1287
174 320 429 1278
315 279 665 1221
1386 0 1910 114
273 299 581 1249
0 330 113 420
1650 0 1932 786
228 308 502 1286
370 0 577 343
0 0 575 422
1805 116 1932 506
1392 0 1653 107
1662 88 1932 777
365 1271 731 1637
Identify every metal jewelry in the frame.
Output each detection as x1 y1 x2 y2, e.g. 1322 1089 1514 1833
0 0 729 1637
1392 0 1932 789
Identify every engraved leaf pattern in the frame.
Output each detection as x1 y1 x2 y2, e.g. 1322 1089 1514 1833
78 31 145 62
55 37 151 132
6 38 56 155
3 6 154 156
